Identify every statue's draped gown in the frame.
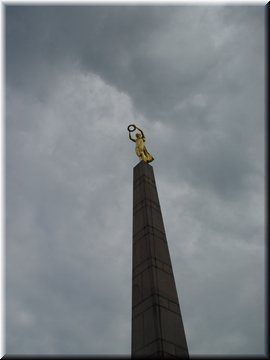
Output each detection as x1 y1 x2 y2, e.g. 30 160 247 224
135 137 154 163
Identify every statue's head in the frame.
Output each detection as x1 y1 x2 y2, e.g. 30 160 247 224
136 133 142 138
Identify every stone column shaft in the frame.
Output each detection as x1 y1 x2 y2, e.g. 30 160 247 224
131 161 189 358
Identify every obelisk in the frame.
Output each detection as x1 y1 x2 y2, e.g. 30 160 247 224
128 125 189 358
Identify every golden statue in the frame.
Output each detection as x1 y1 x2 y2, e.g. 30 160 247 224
128 124 154 163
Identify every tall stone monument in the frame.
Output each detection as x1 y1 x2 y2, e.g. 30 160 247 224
128 125 189 358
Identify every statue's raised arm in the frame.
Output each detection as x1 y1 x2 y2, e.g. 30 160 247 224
135 126 145 139
128 131 136 142
127 124 154 163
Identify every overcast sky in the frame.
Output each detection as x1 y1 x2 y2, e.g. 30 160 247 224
5 4 265 356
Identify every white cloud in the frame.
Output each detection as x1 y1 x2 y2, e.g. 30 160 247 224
6 65 140 354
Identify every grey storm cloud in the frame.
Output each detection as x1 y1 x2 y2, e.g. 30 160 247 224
7 6 264 119
5 4 265 356
7 5 264 198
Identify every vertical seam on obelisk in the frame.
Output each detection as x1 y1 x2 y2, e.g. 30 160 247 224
142 167 147 349
131 165 136 354
150 166 164 355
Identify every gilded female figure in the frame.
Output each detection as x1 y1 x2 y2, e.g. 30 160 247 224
128 125 154 163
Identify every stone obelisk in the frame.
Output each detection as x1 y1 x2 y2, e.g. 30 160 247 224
131 160 189 358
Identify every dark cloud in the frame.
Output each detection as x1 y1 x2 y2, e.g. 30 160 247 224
6 6 264 120
5 5 265 356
